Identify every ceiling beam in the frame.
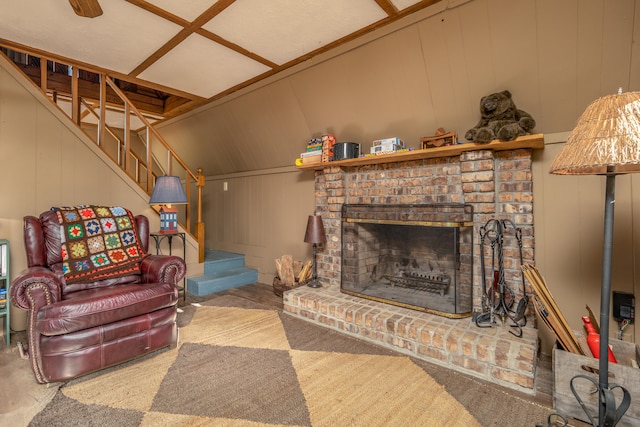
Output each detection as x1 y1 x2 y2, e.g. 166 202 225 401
375 0 399 15
125 0 190 27
128 0 239 77
196 28 278 69
68 0 103 18
202 0 446 104
128 29 192 78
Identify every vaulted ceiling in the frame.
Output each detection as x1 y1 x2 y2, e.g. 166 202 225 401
0 0 444 121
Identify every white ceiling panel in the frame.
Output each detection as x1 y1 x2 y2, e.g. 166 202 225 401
390 0 425 10
138 33 271 98
0 0 181 73
146 0 214 22
202 0 388 65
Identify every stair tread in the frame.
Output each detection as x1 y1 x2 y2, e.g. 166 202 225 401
204 250 245 263
189 267 257 282
187 266 258 297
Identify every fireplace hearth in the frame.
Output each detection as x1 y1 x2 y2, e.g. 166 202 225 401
341 204 474 317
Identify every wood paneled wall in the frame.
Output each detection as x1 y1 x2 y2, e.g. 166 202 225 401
1 0 639 350
158 0 640 350
159 0 640 175
203 168 315 284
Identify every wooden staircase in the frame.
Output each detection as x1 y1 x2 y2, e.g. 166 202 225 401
0 47 206 261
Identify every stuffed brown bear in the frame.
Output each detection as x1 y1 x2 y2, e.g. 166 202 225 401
465 90 535 143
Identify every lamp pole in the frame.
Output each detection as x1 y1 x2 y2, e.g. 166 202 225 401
598 172 615 426
549 90 639 426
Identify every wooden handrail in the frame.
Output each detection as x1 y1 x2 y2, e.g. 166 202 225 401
104 77 200 184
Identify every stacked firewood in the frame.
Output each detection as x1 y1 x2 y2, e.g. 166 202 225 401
274 254 312 286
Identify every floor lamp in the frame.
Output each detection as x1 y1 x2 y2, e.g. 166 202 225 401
550 89 637 426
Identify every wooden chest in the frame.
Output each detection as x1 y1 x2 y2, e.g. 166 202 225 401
553 339 640 426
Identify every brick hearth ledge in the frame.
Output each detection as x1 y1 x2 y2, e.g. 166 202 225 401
284 284 538 394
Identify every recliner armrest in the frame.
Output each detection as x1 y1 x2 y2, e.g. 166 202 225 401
140 255 186 285
11 266 62 311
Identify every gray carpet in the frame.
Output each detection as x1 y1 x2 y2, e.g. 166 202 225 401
29 295 552 426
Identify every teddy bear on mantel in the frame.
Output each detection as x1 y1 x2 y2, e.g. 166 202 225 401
465 90 536 144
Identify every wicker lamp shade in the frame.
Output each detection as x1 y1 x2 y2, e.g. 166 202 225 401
550 90 640 175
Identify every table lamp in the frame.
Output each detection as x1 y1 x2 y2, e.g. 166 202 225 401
304 213 326 288
149 175 188 234
550 88 637 426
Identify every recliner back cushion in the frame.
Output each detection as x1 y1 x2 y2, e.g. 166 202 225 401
39 211 64 266
37 210 143 295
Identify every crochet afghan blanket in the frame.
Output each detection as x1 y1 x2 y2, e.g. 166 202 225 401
54 206 146 285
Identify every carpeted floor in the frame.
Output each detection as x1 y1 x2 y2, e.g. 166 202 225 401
28 295 552 426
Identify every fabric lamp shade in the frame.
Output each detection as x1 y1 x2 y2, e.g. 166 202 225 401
149 176 188 205
304 215 326 245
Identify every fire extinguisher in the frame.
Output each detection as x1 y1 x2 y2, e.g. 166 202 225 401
582 317 617 363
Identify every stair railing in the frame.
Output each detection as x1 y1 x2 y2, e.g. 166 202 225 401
81 97 156 185
101 75 205 262
1 48 205 262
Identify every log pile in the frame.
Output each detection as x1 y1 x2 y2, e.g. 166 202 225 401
273 255 312 297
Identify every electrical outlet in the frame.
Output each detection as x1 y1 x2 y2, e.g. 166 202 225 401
223 182 228 191
613 291 635 322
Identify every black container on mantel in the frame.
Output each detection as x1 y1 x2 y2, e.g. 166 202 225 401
333 142 360 160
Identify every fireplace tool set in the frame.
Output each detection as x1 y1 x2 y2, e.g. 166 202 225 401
476 218 528 337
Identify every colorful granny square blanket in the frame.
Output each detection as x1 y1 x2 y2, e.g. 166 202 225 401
54 206 146 285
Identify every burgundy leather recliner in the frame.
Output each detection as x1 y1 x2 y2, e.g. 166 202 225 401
10 210 185 384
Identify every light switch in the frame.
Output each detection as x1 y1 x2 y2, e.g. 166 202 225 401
223 182 228 191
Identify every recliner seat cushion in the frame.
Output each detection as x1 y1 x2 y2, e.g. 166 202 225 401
49 262 141 293
38 308 177 383
36 282 178 336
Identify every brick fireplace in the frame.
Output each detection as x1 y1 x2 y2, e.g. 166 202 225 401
284 138 543 394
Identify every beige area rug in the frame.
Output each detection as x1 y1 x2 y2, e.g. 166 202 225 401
29 295 551 426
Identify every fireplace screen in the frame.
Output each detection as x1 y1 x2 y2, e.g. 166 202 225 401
341 204 473 317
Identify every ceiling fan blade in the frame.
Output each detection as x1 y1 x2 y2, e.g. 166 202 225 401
68 0 103 18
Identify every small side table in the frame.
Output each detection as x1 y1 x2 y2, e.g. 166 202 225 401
149 232 186 301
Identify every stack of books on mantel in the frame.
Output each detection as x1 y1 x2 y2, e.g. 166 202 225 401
300 137 323 165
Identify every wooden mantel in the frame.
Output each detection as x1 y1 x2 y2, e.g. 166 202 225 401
296 133 544 171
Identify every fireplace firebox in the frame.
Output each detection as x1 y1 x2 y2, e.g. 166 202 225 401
341 204 474 317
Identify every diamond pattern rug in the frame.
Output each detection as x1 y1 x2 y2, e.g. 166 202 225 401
29 295 551 426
